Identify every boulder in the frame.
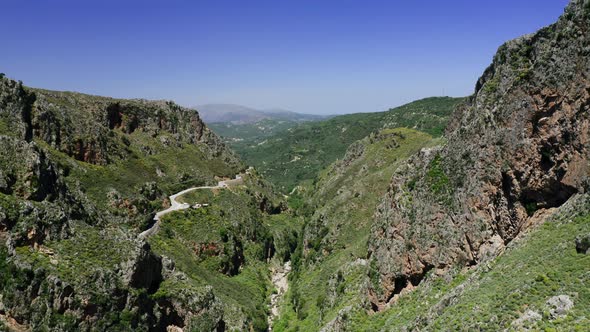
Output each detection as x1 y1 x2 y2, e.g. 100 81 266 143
546 295 574 319
575 234 590 254
511 309 542 329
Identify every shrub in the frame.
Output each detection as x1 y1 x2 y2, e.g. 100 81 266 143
426 154 452 205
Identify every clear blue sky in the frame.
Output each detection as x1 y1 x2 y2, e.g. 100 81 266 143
2 1 569 115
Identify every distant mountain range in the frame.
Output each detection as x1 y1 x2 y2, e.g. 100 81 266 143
194 104 328 124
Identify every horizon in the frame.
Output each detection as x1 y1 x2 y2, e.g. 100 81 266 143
2 0 569 115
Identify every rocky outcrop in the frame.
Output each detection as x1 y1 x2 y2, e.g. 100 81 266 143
0 77 35 141
2 253 166 331
121 241 163 293
0 137 62 201
154 282 229 332
368 0 590 308
1 75 240 169
546 295 574 319
319 306 352 332
0 136 93 247
575 233 590 253
29 88 241 167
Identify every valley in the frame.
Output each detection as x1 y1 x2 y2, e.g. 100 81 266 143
1 1 590 332
210 97 464 192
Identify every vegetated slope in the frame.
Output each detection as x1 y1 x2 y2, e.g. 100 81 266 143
353 194 590 331
147 172 290 331
204 106 331 164
237 97 464 192
195 103 326 124
208 118 310 151
273 128 438 331
0 76 296 331
275 1 590 330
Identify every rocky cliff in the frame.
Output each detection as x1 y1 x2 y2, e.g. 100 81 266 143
2 80 240 167
368 0 590 308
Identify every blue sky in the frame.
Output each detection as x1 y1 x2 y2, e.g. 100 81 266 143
2 1 569 114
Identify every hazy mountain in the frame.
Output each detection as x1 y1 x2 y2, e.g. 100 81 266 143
194 103 328 124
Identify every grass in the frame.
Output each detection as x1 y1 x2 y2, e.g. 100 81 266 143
425 212 590 330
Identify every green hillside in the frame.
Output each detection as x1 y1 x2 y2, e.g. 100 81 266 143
273 128 439 331
236 97 464 192
0 76 292 331
353 196 590 331
208 118 305 150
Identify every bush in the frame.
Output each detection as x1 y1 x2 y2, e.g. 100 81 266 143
426 154 452 205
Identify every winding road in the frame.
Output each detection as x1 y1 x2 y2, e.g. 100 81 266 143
138 179 230 238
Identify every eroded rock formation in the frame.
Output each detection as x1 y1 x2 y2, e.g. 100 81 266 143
368 0 590 308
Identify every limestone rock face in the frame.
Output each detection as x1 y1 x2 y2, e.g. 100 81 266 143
0 137 60 201
319 306 352 332
0 136 91 246
511 309 542 329
0 77 35 141
31 90 240 167
0 75 241 168
368 0 590 307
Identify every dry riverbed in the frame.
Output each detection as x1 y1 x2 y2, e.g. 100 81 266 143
268 261 291 330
